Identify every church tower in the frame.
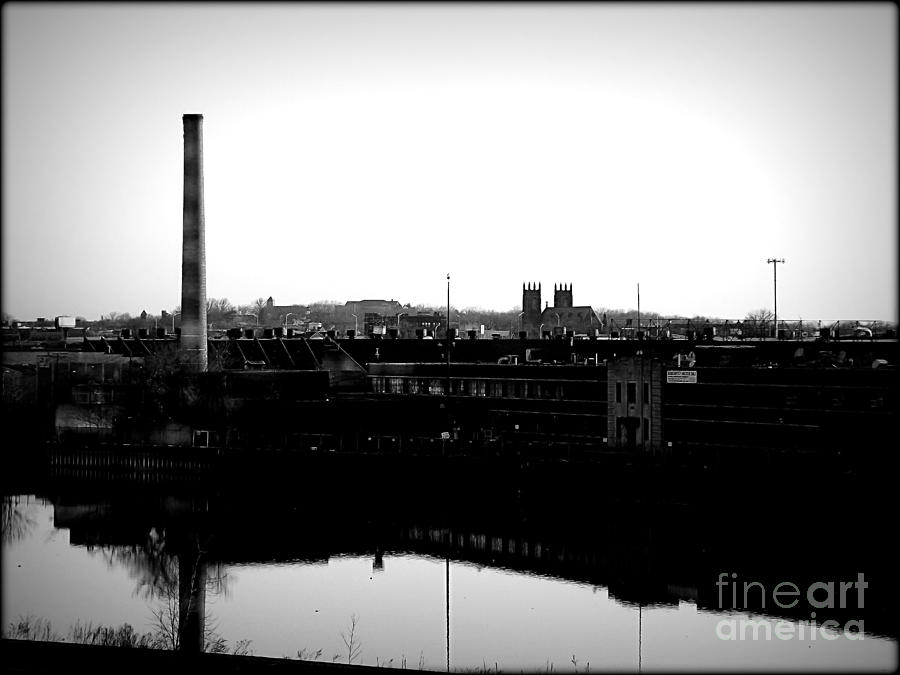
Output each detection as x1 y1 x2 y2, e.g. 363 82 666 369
522 282 542 337
554 283 573 309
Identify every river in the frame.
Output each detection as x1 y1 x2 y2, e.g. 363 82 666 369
3 463 896 673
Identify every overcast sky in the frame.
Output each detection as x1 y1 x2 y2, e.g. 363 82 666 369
2 3 897 322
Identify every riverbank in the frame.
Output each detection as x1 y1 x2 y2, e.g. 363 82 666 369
3 638 430 674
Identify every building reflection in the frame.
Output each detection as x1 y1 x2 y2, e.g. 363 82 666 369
45 478 896 643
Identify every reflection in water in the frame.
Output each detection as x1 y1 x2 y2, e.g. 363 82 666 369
2 495 39 544
3 481 897 671
71 501 233 653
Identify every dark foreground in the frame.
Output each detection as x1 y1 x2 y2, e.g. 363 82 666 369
2 638 433 674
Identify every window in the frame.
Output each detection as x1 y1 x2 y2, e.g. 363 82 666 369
389 377 404 394
408 379 420 395
615 382 622 403
627 382 636 405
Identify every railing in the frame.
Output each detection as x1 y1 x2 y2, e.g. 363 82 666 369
46 444 217 482
600 318 895 341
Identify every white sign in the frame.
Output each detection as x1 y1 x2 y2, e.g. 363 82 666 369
440 431 450 440
667 370 698 384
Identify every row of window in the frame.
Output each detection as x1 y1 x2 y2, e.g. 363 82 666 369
68 362 125 381
666 386 891 410
71 386 117 405
370 376 597 400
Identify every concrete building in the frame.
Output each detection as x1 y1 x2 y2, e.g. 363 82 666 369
339 299 404 335
606 355 665 453
262 297 307 326
343 299 404 320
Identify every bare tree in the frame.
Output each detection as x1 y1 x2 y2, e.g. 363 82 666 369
745 308 774 322
744 308 774 339
206 298 236 327
340 614 362 664
2 496 39 544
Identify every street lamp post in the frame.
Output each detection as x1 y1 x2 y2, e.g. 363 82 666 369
446 274 451 394
767 258 785 339
284 312 295 327
517 311 525 333
351 313 358 334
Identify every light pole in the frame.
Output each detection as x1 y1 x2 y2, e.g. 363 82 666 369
396 312 407 338
446 274 451 395
637 282 641 340
767 258 785 339
351 313 358 334
517 311 525 335
284 312 295 327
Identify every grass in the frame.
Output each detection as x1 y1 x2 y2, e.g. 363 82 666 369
3 614 251 655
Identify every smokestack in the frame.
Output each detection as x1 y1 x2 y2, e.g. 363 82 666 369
181 114 207 371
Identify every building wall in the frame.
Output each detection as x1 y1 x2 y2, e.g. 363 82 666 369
606 356 664 452
344 300 404 318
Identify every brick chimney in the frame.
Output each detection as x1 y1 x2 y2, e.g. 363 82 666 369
180 114 207 371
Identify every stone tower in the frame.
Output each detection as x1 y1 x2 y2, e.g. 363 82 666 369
554 283 573 308
522 282 542 337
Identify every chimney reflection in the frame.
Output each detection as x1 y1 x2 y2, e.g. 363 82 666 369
177 545 207 654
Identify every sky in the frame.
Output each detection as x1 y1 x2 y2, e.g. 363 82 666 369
2 2 897 322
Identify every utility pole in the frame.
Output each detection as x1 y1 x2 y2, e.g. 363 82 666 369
637 282 641 340
638 282 644 451
446 273 451 396
767 258 785 339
